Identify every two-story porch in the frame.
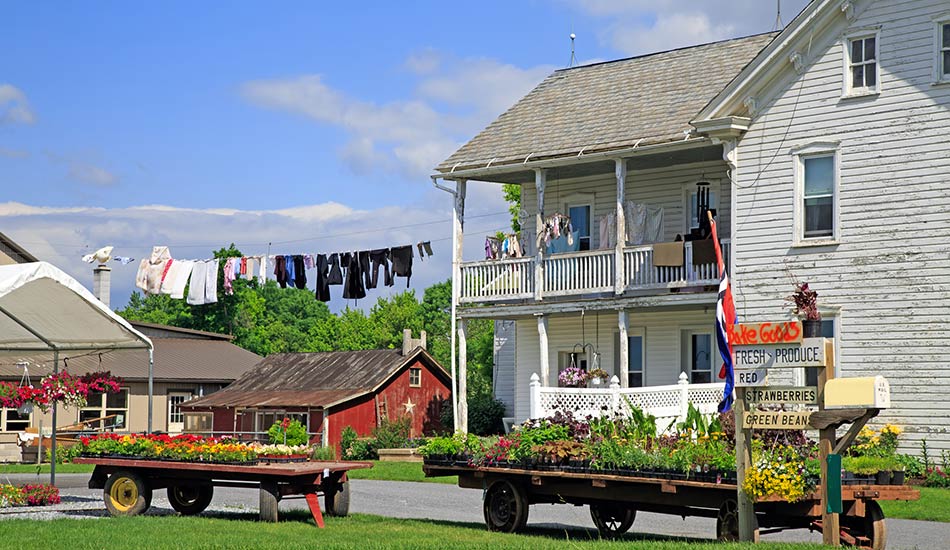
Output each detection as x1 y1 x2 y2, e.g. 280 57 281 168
431 33 777 430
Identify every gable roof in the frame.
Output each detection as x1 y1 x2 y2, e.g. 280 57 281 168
0 232 38 264
130 320 235 341
436 32 778 174
181 347 449 409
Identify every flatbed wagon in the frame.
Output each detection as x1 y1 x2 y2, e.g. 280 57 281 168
424 463 919 549
75 457 372 527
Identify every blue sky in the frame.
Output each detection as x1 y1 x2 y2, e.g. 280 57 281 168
0 0 808 308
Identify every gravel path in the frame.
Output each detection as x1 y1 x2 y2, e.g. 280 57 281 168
2 473 947 549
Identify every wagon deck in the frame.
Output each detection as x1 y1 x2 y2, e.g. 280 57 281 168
74 457 372 527
424 463 919 549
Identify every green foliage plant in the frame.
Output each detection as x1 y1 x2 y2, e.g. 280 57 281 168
372 416 412 449
268 418 309 446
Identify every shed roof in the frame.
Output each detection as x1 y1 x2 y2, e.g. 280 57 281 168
436 32 778 173
181 347 448 409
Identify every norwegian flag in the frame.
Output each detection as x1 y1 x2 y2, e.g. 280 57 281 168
709 214 737 413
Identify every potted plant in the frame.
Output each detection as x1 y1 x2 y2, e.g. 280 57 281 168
787 280 821 336
586 368 610 387
558 366 587 388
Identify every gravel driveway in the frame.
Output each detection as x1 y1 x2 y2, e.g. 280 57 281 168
2 473 947 549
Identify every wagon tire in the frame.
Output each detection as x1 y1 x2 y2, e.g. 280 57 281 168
483 479 529 533
843 500 886 550
716 499 759 542
167 484 214 515
104 470 152 516
324 480 350 517
590 502 636 538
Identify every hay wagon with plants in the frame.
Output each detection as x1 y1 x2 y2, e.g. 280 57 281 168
421 409 918 549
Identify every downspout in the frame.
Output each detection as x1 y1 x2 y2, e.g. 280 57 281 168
431 175 460 431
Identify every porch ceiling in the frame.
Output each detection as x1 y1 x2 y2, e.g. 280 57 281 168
459 143 723 185
457 291 717 320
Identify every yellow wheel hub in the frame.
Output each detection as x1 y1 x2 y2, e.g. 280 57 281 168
109 477 139 512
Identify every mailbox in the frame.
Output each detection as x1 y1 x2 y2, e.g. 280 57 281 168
823 376 890 409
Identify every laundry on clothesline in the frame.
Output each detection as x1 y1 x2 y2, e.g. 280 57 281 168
132 241 434 305
484 234 524 260
598 202 664 249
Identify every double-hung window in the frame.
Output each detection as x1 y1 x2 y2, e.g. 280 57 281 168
1 408 30 432
937 19 950 82
844 32 879 95
793 143 839 245
686 331 713 384
627 332 645 388
568 204 591 251
409 367 422 387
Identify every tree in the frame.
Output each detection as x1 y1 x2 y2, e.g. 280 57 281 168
502 184 522 232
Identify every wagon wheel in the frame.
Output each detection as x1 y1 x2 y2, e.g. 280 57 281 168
483 479 529 533
590 502 636 538
324 480 350 517
167 484 214 515
716 499 759 542
104 470 152 516
842 501 887 550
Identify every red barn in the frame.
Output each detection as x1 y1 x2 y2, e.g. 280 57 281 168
180 332 451 452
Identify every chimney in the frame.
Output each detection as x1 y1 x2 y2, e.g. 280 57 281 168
402 329 427 355
93 264 111 308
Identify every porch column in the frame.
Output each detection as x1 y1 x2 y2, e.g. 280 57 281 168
617 310 629 388
614 158 627 295
537 314 549 386
534 168 546 301
723 140 738 275
450 179 466 432
457 318 468 433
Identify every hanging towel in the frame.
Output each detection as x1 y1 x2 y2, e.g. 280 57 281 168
652 241 684 267
691 239 718 266
258 255 268 285
204 259 219 303
136 246 172 295
167 260 195 299
186 261 208 305
599 212 616 250
390 245 413 287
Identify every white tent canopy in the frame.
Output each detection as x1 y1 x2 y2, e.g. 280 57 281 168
0 262 152 484
0 262 151 353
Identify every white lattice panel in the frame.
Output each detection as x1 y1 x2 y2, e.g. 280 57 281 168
535 382 727 425
688 385 726 414
538 388 613 418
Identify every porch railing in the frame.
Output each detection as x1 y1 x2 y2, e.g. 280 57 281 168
458 239 730 304
529 372 725 432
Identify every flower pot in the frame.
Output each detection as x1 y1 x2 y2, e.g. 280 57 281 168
876 471 891 485
892 471 905 485
802 319 821 338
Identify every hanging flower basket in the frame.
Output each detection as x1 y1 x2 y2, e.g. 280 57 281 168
0 371 123 413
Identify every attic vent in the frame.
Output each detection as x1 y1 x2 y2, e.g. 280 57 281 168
402 329 427 355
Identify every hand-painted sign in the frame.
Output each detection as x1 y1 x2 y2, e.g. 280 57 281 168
733 337 827 369
741 411 812 430
735 367 769 387
728 321 803 346
744 386 818 405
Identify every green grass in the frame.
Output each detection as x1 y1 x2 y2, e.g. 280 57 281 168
0 512 826 550
345 460 458 484
879 486 950 522
0 463 95 474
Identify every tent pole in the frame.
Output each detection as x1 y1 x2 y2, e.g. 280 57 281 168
50 349 58 487
148 348 154 433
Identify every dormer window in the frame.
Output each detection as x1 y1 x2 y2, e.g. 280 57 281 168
845 34 879 95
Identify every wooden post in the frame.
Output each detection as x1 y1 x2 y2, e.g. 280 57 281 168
734 386 758 541
818 338 839 546
537 314 549 386
534 169 546 301
449 179 466 432
457 318 468 433
617 310 629 387
614 158 627 295
259 480 280 522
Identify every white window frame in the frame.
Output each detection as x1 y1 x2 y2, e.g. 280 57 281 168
627 328 646 388
791 142 840 247
933 14 950 84
79 388 130 431
167 390 194 432
685 329 714 384
682 180 720 235
183 412 213 435
562 192 595 251
409 367 422 387
1 407 31 432
842 29 881 98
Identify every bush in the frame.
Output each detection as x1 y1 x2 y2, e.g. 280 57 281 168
310 446 336 461
468 394 506 435
340 426 358 457
373 416 411 449
895 453 924 478
267 418 309 446
924 468 950 488
343 438 378 460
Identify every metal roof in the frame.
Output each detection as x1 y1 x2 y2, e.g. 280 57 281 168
181 347 449 409
436 32 778 173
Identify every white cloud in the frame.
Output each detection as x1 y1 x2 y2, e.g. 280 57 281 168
0 186 510 311
564 0 811 55
68 163 118 187
241 54 554 177
0 84 35 125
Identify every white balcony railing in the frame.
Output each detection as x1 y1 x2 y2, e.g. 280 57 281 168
529 372 725 432
458 239 730 304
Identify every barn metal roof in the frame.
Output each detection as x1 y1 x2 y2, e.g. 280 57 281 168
180 347 448 409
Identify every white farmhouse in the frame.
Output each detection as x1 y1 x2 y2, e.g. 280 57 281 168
433 0 950 453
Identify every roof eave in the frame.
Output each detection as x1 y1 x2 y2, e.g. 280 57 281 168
690 117 752 140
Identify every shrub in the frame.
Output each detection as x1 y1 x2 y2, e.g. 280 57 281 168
895 453 923 478
310 446 336 460
344 438 378 460
340 426 358 458
468 394 506 435
373 416 411 449
924 468 950 488
268 418 308 446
